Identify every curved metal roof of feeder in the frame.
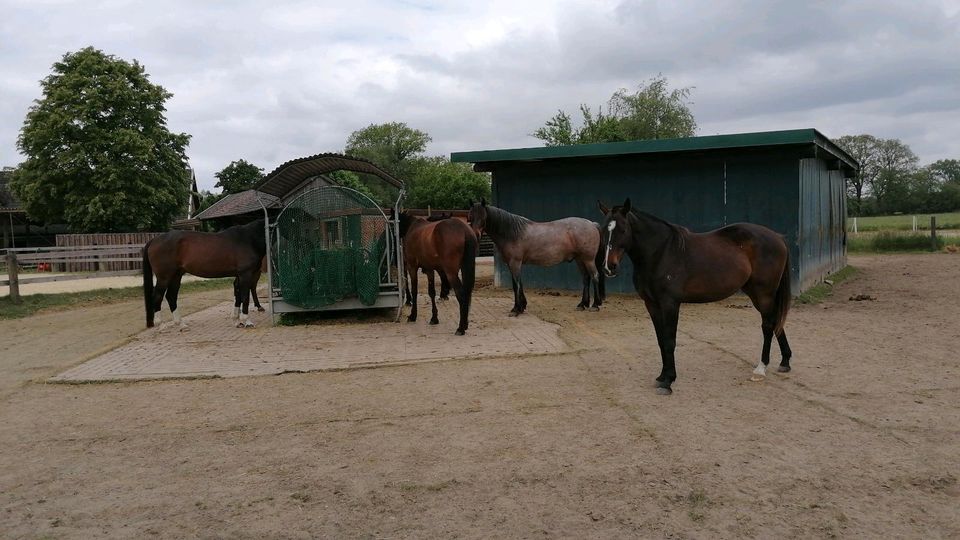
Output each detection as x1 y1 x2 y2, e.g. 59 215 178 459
255 153 404 198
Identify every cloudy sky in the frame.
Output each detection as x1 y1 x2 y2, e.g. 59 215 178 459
2 0 959 191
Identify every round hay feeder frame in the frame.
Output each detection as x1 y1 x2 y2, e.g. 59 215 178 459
253 154 406 323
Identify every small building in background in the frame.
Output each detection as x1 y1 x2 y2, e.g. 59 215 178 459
451 128 857 293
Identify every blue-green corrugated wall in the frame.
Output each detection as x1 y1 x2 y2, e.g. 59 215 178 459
490 149 809 293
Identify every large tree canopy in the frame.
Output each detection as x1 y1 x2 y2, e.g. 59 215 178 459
342 122 489 209
345 122 431 179
533 76 697 146
214 159 263 195
11 47 191 232
404 157 491 209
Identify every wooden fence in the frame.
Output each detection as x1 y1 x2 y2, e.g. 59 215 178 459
56 232 160 271
2 244 145 303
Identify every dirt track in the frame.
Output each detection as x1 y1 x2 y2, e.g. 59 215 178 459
1 254 958 538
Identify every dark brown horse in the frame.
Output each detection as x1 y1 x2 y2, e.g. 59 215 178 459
399 211 477 335
143 219 266 329
599 199 792 395
468 199 604 315
234 256 268 315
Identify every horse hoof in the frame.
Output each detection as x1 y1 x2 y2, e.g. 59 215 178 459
256 306 265 312
777 365 791 373
656 387 673 396
576 305 586 311
588 306 600 312
455 329 465 336
508 311 519 317
749 374 766 382
429 318 439 325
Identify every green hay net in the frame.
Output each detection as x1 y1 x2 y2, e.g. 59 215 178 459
274 186 389 308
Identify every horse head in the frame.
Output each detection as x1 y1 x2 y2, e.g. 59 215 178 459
598 198 632 277
467 199 488 238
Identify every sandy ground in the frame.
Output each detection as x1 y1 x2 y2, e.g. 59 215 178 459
1 254 958 538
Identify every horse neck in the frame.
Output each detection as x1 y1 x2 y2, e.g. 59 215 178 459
625 211 678 268
400 216 426 238
484 206 528 244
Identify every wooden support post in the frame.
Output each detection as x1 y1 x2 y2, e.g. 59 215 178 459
5 252 20 304
931 216 938 251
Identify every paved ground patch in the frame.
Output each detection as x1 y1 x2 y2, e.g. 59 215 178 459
51 295 568 382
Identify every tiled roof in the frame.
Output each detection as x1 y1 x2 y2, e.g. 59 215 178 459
194 190 279 221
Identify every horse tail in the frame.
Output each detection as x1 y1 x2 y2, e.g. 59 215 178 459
461 230 478 298
773 248 791 336
594 228 606 301
143 240 155 328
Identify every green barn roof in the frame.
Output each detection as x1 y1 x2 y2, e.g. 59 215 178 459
451 128 857 174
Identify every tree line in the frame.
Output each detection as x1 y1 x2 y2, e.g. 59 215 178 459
835 135 959 216
7 47 958 233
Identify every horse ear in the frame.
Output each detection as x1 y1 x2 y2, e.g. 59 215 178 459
621 198 631 215
480 197 487 207
597 199 610 215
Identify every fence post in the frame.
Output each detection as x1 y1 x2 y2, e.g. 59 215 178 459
913 215 917 232
931 216 938 251
852 217 858 234
5 252 20 304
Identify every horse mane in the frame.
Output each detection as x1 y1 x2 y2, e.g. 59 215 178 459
628 209 688 252
484 205 531 242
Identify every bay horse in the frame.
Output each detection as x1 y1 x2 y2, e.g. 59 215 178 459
467 199 605 316
598 198 792 395
143 219 266 329
398 211 477 335
403 213 452 304
233 255 267 315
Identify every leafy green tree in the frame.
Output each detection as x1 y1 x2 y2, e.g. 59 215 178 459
533 76 696 146
345 122 431 178
836 134 880 216
327 170 377 201
928 159 960 185
404 157 491 209
11 47 190 232
871 138 918 212
214 159 263 194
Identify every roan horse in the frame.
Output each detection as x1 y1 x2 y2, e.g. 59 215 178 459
143 219 266 329
398 211 477 335
467 199 605 315
599 198 792 395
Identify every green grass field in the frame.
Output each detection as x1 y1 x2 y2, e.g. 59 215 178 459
847 212 960 231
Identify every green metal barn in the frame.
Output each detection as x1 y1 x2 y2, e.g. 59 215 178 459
451 128 857 293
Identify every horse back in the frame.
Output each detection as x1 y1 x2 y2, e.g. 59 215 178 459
404 219 474 269
148 230 262 278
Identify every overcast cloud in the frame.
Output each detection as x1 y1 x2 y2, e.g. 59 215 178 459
1 0 958 191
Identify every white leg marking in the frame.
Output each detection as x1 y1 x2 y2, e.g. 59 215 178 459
237 312 254 328
233 307 240 320
172 308 188 330
750 362 767 381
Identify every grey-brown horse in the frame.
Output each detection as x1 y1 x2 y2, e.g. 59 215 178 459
468 199 605 315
